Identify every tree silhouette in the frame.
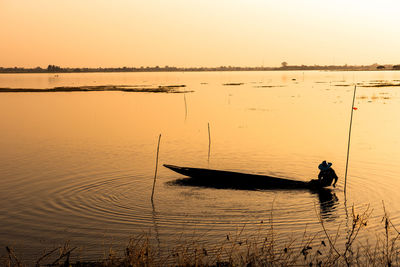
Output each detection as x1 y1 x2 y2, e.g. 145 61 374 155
47 65 61 72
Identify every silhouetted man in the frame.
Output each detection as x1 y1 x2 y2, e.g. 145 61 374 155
317 160 338 187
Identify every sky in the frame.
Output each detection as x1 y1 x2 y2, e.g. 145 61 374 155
1 0 400 68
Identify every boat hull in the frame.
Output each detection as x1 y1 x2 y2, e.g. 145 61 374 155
164 164 324 190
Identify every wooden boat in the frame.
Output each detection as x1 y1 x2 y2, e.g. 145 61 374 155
164 164 326 190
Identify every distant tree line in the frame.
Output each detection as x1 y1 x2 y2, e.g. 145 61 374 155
1 63 400 73
47 65 62 71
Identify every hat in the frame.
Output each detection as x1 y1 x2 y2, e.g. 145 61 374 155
318 160 332 171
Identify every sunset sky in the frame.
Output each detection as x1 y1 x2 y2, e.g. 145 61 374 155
1 0 400 68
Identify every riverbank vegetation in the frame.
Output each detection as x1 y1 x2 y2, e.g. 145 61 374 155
2 205 400 266
1 63 400 74
0 85 192 94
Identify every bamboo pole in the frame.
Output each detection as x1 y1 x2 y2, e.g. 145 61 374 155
344 85 357 194
208 123 211 162
184 94 188 120
151 134 161 202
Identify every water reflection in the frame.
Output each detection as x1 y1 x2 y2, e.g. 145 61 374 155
151 201 161 257
168 178 339 220
310 188 339 221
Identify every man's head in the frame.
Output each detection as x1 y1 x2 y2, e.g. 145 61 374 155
318 160 332 171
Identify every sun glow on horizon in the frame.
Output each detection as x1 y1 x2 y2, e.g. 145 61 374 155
1 0 400 68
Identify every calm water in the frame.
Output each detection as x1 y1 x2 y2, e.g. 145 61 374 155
1 71 400 262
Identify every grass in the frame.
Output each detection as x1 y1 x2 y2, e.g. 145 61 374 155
2 204 400 266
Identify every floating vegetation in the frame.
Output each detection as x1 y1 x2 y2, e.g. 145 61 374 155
360 83 400 88
359 81 400 87
357 94 392 101
253 85 286 88
160 84 187 88
0 85 193 93
223 83 244 86
247 108 269 112
371 94 379 100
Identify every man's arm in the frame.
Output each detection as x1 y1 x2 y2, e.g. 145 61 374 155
332 177 338 187
331 169 338 187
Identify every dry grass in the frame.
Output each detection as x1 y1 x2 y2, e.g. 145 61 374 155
2 205 400 266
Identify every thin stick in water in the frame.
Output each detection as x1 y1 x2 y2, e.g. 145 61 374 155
151 134 161 202
344 85 357 194
184 94 188 120
208 122 211 162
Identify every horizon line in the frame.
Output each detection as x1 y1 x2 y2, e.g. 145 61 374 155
0 63 399 72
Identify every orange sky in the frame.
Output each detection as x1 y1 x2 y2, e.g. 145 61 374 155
1 0 400 68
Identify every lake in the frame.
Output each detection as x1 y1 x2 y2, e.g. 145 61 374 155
1 71 400 262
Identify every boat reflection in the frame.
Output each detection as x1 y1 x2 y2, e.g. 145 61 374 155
169 177 339 220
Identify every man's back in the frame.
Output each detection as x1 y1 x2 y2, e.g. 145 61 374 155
318 168 338 187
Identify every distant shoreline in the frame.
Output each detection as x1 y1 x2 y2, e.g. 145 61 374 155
1 64 399 74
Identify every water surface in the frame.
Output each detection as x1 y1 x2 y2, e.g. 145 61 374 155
1 71 400 261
